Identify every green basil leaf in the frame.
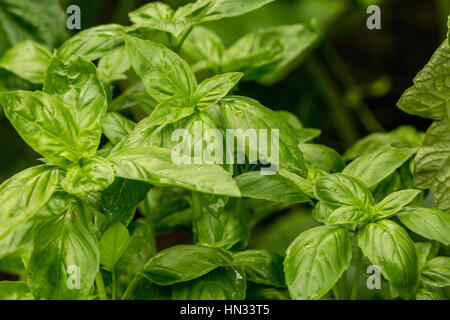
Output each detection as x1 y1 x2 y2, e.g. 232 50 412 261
236 171 310 203
299 144 344 172
101 178 151 230
61 156 115 197
194 209 249 250
0 0 67 52
343 126 424 161
421 257 450 287
0 221 33 260
44 55 107 158
109 80 158 113
0 40 51 83
147 95 195 126
246 284 290 300
415 288 441 300
327 206 371 225
172 266 246 300
397 41 449 120
57 24 126 61
99 223 131 272
221 96 307 177
195 72 243 109
342 147 415 188
415 242 432 269
358 220 419 299
129 2 194 38
0 90 80 166
233 249 285 287
124 35 197 102
98 46 131 82
0 165 59 241
182 26 224 70
255 24 319 85
0 281 33 300
102 112 136 146
312 202 333 224
284 225 352 300
143 245 233 285
202 0 275 22
397 206 450 246
414 120 450 212
108 146 240 197
28 213 100 299
313 173 373 210
373 189 421 219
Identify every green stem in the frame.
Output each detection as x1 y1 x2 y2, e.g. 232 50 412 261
121 272 143 300
112 269 117 300
322 43 384 133
332 285 341 300
339 271 348 300
95 271 108 300
305 57 359 146
350 248 363 300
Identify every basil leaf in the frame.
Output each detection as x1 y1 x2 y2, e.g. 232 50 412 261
299 144 344 172
182 26 224 70
108 146 241 197
233 249 285 287
0 281 33 300
202 0 275 22
0 165 59 240
0 91 80 167
0 40 51 83
44 55 107 158
109 80 157 113
129 2 194 38
61 156 115 197
343 126 424 161
99 223 131 272
124 35 197 102
415 288 441 300
313 173 373 210
397 41 449 120
57 24 126 61
221 96 307 177
414 120 450 211
284 225 352 300
101 178 151 229
254 24 319 85
327 206 371 225
236 171 310 203
195 72 243 109
373 189 421 219
415 242 432 269
194 209 249 250
102 112 136 146
358 220 419 299
0 0 67 52
421 257 450 287
143 245 233 285
28 213 100 299
397 206 450 246
98 46 131 82
343 147 415 188
147 95 195 126
172 266 246 300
